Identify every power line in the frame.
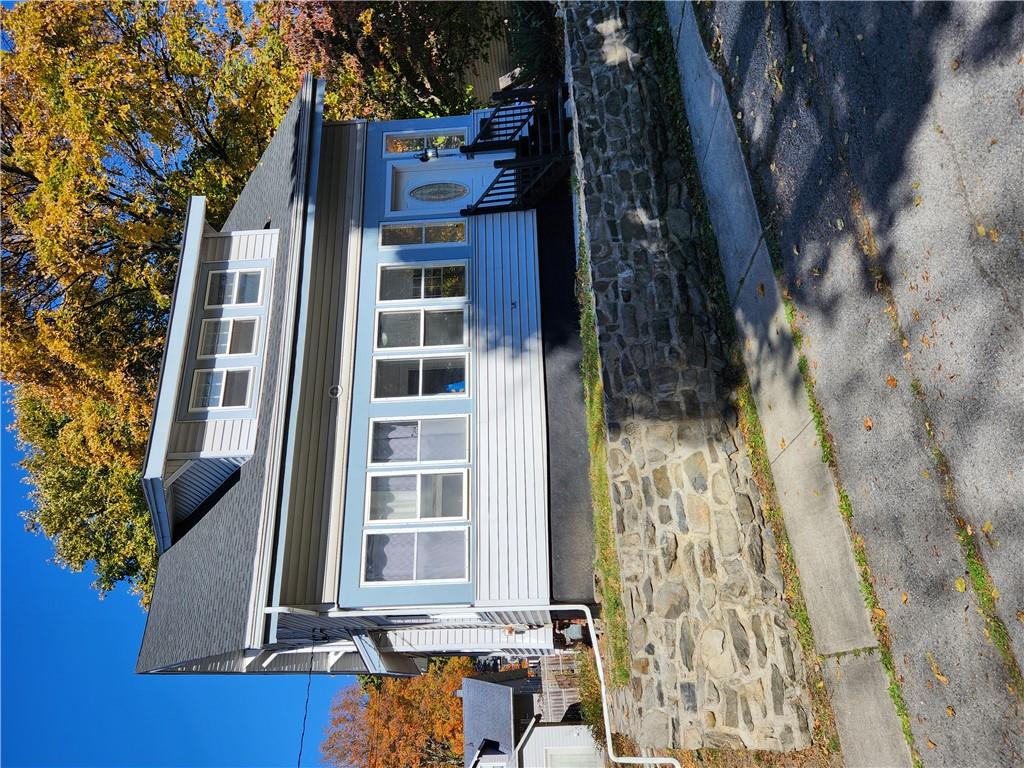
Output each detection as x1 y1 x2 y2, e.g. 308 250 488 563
296 630 323 768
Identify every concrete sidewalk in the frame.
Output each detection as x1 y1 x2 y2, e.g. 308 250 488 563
664 3 912 766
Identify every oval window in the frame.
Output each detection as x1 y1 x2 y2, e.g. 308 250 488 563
409 182 469 202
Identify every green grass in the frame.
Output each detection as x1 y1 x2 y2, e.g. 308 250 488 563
576 235 631 689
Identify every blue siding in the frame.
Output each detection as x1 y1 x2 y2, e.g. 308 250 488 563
340 116 479 608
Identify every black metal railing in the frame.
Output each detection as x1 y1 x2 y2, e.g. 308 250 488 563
460 84 570 216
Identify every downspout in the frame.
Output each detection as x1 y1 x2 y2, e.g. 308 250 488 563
323 603 681 768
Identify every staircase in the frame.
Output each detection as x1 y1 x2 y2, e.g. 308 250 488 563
460 85 571 217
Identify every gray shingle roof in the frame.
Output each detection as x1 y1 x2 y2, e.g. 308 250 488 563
461 678 515 767
137 77 320 674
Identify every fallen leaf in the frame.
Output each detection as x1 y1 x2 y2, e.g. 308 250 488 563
921 469 931 478
886 374 898 388
992 586 1000 600
927 739 937 750
911 181 921 190
901 337 909 349
914 195 923 207
901 592 909 604
873 607 887 619
954 577 966 593
780 437 787 449
946 706 956 717
982 520 994 534
990 138 998 146
1017 610 1024 624
912 309 921 321
988 228 1000 242
976 223 987 237
927 652 950 685
951 57 961 70
863 416 873 431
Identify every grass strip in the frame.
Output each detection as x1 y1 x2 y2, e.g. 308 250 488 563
575 232 630 689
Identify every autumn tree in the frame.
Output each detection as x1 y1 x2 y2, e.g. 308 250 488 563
269 1 506 120
321 657 476 768
0 0 299 604
2 1 513 607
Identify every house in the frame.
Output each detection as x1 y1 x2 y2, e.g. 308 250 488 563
136 75 595 676
459 677 605 768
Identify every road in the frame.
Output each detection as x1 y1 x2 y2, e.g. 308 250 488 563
696 2 1023 765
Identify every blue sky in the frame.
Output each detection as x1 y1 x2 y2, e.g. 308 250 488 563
1 387 353 768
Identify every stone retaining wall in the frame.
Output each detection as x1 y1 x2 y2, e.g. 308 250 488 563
564 1 812 751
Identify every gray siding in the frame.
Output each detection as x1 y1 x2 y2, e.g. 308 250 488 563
473 212 550 606
464 28 515 101
278 122 366 607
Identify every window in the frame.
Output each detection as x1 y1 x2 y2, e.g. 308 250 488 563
376 309 465 349
378 264 466 302
205 269 262 307
198 318 258 357
380 220 466 247
384 131 465 155
374 355 467 399
363 528 468 583
366 471 466 522
189 368 252 410
370 417 468 464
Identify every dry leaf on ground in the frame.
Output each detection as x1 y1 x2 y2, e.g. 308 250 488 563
863 416 873 431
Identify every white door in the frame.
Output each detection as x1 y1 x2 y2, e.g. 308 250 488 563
386 158 496 216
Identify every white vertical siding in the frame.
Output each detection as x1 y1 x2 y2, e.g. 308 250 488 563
167 418 256 457
474 211 550 606
521 725 605 767
378 625 553 656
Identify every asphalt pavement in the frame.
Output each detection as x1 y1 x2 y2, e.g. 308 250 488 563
691 2 1024 765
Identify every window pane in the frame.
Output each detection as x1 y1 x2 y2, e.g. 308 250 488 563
430 133 464 150
424 221 466 244
424 310 464 346
374 359 420 398
381 224 424 246
222 370 250 407
368 475 417 521
424 265 466 298
236 272 261 304
385 135 425 154
419 418 467 462
377 312 421 348
422 357 466 395
379 267 422 301
229 319 257 355
371 421 419 463
207 273 234 306
200 320 230 357
420 473 464 519
192 371 224 409
415 530 466 580
365 533 415 582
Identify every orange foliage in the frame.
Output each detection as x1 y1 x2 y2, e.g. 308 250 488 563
321 657 476 768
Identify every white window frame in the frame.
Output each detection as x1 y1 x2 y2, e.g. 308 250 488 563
382 129 467 157
363 468 470 525
370 352 470 401
196 317 260 359
359 525 470 587
188 367 254 412
204 268 265 309
367 415 471 466
376 261 469 304
373 306 469 352
379 219 468 249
